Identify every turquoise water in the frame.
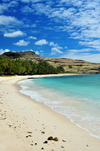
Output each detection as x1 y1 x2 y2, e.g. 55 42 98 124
18 74 100 139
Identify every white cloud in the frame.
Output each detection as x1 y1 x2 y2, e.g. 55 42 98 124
35 51 40 55
60 0 82 7
2 0 11 2
58 0 100 50
21 0 42 3
61 49 100 63
49 42 63 49
28 36 37 40
21 1 46 13
31 24 36 27
49 42 55 46
31 2 52 16
35 50 44 56
0 1 18 14
21 0 31 3
51 47 63 55
79 40 100 51
65 46 68 49
40 50 44 53
49 41 63 55
4 31 26 37
29 0 100 52
8 1 18 9
69 48 92 53
0 48 10 54
14 40 30 46
51 7 76 19
35 39 48 45
22 49 34 52
21 6 34 13
0 3 8 14
0 15 22 26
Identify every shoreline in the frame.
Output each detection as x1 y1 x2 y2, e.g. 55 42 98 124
0 75 100 151
18 74 100 140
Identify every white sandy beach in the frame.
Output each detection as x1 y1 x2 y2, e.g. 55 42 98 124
0 75 100 151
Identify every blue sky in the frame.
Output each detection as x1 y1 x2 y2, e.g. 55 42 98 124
0 0 100 63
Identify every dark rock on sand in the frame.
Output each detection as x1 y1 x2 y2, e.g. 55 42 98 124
41 147 44 150
47 136 53 140
62 139 66 142
41 131 45 134
43 141 48 144
53 137 59 141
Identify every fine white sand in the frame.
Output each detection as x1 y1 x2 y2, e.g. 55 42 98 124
0 75 100 151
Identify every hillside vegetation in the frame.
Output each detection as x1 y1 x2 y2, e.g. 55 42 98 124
1 51 100 75
0 54 64 75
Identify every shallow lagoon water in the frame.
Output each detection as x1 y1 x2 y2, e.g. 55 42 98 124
18 74 100 139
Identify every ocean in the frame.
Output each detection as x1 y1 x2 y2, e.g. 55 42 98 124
18 74 100 139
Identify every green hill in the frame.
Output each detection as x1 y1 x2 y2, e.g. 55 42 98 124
2 51 100 74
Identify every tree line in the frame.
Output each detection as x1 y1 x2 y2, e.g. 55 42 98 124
0 55 65 75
